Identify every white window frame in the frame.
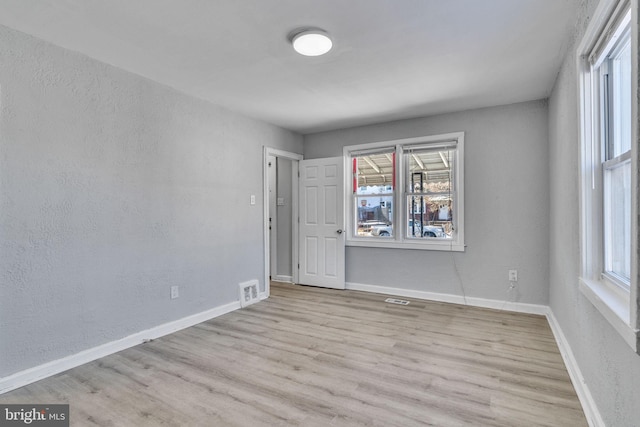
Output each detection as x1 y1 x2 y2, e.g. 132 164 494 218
577 0 639 352
344 132 465 252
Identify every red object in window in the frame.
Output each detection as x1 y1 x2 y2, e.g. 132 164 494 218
353 157 357 193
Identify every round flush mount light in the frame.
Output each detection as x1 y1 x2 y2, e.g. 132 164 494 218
291 29 332 56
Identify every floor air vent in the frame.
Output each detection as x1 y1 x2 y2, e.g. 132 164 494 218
239 280 260 307
385 297 410 305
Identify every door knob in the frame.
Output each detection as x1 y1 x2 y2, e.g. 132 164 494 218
336 229 343 234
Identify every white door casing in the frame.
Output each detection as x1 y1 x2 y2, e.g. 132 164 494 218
263 147 302 298
298 157 345 289
268 155 277 279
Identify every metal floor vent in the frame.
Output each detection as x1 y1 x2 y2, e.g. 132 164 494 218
385 297 410 305
239 280 260 308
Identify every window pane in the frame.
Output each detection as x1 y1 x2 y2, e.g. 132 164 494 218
610 36 631 158
405 196 452 239
357 196 393 236
604 161 630 282
353 152 394 237
354 152 394 190
600 27 631 285
406 149 454 194
404 147 454 239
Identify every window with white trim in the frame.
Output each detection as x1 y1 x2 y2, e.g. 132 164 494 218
599 15 632 288
578 0 638 350
345 133 464 252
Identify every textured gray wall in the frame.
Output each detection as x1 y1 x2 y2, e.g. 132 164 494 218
548 0 640 425
304 100 550 305
0 25 302 377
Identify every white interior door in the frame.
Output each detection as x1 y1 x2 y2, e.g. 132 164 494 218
298 157 345 289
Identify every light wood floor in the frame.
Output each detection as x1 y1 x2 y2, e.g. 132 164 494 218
1 282 587 426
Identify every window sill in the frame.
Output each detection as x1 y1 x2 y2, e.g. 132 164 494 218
347 239 465 252
579 277 639 352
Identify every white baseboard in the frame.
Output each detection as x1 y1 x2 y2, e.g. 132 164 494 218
271 275 293 283
0 300 241 395
545 310 604 427
345 282 548 315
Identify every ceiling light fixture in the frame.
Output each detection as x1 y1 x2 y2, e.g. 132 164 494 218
291 29 332 56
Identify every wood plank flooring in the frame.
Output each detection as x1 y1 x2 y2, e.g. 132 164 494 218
0 282 587 426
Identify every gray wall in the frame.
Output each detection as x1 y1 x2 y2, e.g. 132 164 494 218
304 100 550 305
276 158 293 278
0 25 302 377
548 0 640 425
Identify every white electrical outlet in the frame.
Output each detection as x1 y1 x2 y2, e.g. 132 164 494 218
250 195 256 205
170 286 179 299
508 270 518 282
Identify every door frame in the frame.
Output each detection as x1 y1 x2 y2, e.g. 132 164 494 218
263 147 303 298
267 154 278 281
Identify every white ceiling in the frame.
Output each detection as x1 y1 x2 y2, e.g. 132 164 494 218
0 0 580 134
